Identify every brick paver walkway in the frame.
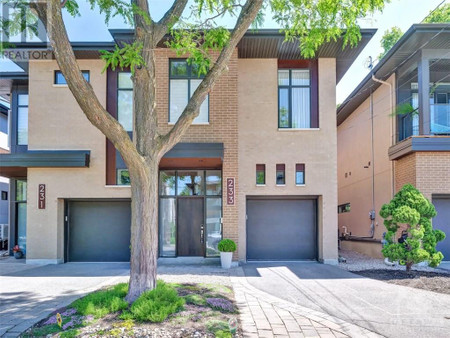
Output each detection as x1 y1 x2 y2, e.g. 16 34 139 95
231 268 382 338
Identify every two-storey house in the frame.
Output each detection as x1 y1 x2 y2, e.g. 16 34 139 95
0 28 374 264
337 24 450 259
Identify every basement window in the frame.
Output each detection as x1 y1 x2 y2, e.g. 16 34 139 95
338 203 351 213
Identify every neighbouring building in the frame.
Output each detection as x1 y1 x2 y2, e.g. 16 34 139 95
0 28 375 264
0 101 10 251
337 24 450 260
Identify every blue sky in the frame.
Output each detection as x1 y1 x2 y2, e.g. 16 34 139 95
1 0 447 103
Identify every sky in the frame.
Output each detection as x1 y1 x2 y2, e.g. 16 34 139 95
1 0 448 103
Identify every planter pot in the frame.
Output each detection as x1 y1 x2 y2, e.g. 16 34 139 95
14 251 23 259
220 251 233 269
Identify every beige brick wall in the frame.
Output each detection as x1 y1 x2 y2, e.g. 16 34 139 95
27 50 239 261
415 152 450 200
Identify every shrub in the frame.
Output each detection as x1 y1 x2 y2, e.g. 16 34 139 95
206 297 234 312
184 294 206 306
127 281 185 322
218 239 236 252
206 319 229 332
380 184 446 271
71 283 128 318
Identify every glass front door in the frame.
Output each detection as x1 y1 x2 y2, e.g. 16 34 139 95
159 170 222 257
15 180 27 254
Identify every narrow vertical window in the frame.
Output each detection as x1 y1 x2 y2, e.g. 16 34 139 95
256 164 265 185
278 69 311 128
117 72 133 132
276 164 285 185
169 59 209 123
296 163 305 185
17 94 28 145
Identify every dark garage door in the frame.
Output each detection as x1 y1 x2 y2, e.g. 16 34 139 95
68 201 131 262
247 198 316 260
433 197 450 261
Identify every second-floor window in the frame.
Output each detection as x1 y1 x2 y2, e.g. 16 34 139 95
278 69 311 128
17 94 28 145
54 70 90 84
118 72 133 132
169 59 209 124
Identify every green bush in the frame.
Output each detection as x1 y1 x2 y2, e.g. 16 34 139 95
127 281 185 322
380 184 446 271
184 294 206 306
218 239 236 252
72 283 129 318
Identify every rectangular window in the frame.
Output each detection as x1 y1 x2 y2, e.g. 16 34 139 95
116 169 130 185
1 191 7 200
278 69 311 128
338 203 351 213
256 164 265 185
118 72 133 132
169 59 209 124
54 70 90 84
17 94 28 145
295 163 305 185
276 164 285 185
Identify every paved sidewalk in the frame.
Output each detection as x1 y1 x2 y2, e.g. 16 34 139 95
231 268 381 338
0 261 130 337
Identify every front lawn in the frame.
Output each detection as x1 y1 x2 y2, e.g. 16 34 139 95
23 281 241 337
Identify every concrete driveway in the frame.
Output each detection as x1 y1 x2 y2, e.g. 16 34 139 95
243 262 450 338
0 259 129 337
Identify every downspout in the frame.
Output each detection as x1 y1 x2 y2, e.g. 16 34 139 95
372 74 395 198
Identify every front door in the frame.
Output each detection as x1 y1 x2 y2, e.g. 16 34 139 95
177 197 204 256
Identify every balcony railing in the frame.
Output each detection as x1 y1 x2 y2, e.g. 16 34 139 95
431 103 450 135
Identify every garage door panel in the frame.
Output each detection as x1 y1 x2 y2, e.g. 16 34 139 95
433 197 450 261
68 201 131 262
247 199 316 260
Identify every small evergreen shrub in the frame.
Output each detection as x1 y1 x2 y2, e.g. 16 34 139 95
380 184 446 271
72 283 128 318
127 281 185 322
218 239 236 252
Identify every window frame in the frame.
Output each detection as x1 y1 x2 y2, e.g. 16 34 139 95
16 93 29 146
117 71 133 132
276 164 285 185
54 70 90 85
295 163 305 185
1 191 7 200
278 60 318 129
256 164 266 185
168 59 210 124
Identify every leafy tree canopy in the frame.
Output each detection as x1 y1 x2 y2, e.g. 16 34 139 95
423 2 450 23
378 26 402 60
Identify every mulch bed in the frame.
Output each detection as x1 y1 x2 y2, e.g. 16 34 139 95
354 269 450 294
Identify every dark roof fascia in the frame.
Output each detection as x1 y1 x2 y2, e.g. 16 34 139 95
337 24 450 126
5 41 116 50
388 136 450 160
0 72 29 79
0 150 91 167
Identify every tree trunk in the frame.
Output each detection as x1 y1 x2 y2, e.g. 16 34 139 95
126 160 160 303
406 261 413 272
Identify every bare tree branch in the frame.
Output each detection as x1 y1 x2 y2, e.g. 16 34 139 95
46 0 143 169
159 0 264 156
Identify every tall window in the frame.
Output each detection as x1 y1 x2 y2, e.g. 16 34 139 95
278 69 311 128
296 163 305 185
17 94 28 145
169 59 209 124
118 72 133 132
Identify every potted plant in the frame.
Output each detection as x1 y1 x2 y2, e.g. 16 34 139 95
218 239 236 269
13 245 23 259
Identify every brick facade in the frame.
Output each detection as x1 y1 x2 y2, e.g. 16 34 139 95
155 49 239 257
395 152 450 200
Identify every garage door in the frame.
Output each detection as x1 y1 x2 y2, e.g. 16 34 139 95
433 197 450 261
68 201 131 262
246 198 316 260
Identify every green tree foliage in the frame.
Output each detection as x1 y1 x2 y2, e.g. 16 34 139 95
380 184 445 271
378 26 402 60
423 3 450 23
